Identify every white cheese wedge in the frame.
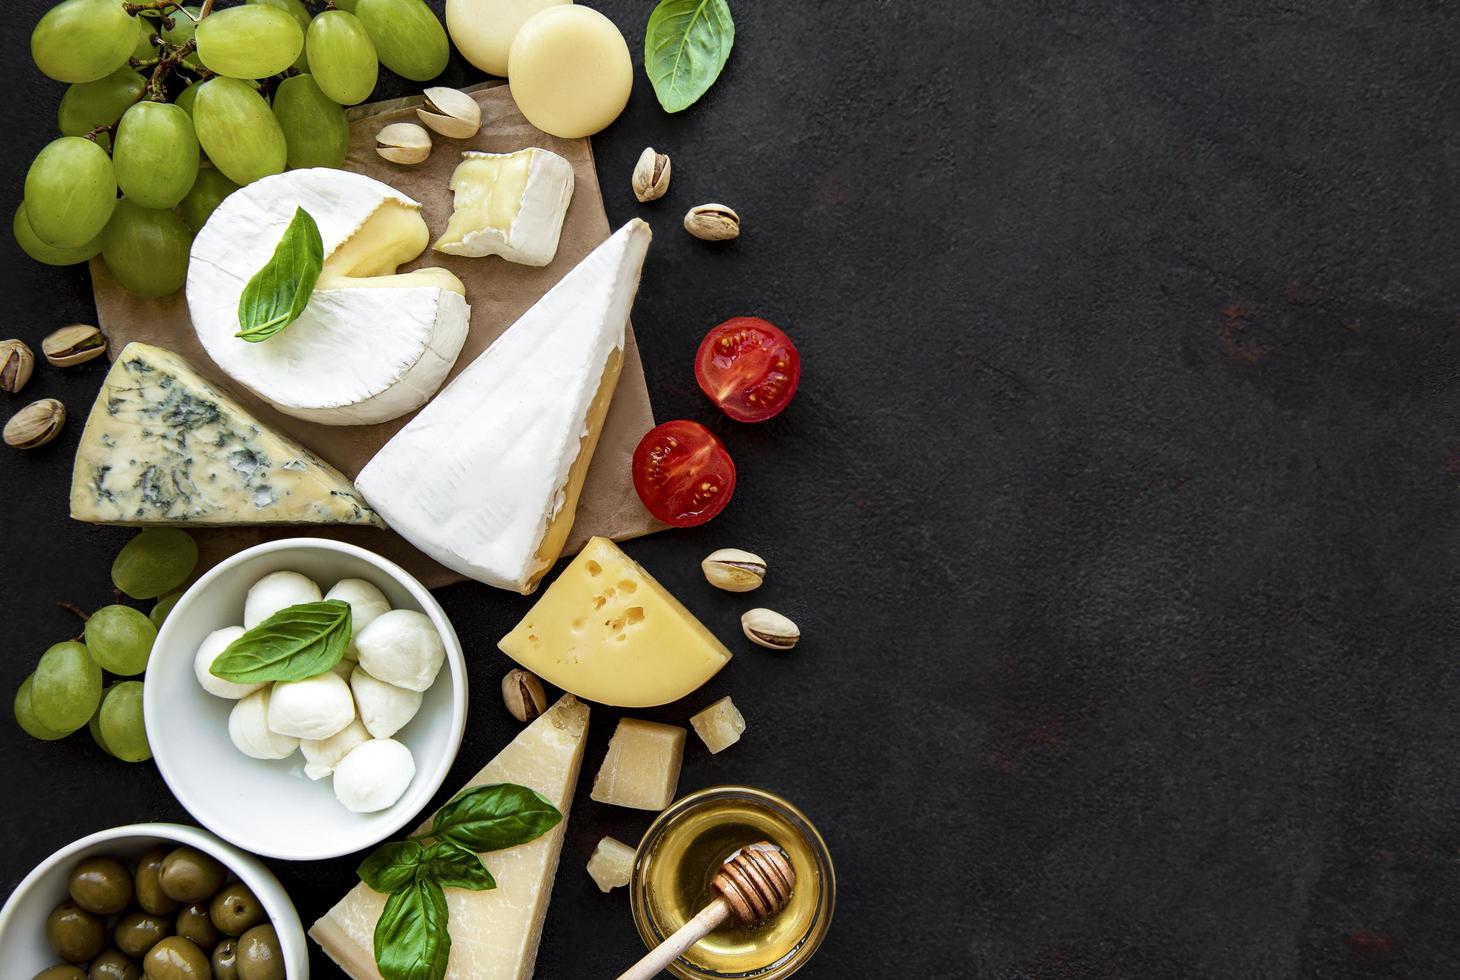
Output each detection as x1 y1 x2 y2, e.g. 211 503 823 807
70 343 380 526
433 148 574 266
310 695 589 979
188 168 472 425
356 218 652 593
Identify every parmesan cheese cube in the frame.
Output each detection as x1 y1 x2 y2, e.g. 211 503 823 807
590 718 685 811
586 837 636 893
689 697 746 754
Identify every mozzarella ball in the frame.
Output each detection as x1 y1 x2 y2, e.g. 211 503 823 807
350 666 424 739
326 578 393 660
193 626 262 700
333 738 416 813
266 671 356 740
355 610 445 692
244 570 322 629
301 718 371 781
228 688 299 760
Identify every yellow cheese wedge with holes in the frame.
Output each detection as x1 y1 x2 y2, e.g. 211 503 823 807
498 537 732 707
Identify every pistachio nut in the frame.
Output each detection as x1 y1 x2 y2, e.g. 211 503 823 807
741 608 799 650
0 340 35 394
632 147 671 203
42 323 107 368
701 548 766 592
417 87 481 139
376 122 432 165
684 203 740 241
501 668 547 723
4 398 65 450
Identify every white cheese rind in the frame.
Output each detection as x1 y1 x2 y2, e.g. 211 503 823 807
434 148 575 266
355 219 651 592
310 695 590 979
70 343 380 527
187 168 471 425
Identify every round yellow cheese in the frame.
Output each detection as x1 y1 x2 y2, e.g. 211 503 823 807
446 0 571 77
507 5 632 139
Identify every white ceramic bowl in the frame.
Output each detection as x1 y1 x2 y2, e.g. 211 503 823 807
0 822 307 976
146 538 468 861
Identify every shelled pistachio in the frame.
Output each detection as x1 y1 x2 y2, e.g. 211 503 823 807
376 123 432 165
42 323 107 367
0 340 34 393
741 608 799 650
701 548 766 592
632 147 671 202
684 203 740 241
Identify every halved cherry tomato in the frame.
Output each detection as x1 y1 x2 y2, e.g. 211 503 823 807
632 420 737 527
694 316 801 422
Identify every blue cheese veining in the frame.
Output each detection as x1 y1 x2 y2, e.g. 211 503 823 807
70 343 380 527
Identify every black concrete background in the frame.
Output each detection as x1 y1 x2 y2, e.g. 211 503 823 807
4 2 1460 977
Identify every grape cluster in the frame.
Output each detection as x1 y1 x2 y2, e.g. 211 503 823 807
17 0 451 297
13 528 200 763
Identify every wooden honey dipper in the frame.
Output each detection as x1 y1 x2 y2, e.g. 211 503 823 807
617 841 796 980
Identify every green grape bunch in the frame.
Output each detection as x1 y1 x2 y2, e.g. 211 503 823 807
15 0 452 299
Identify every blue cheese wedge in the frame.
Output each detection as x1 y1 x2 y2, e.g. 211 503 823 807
70 343 380 527
433 148 574 266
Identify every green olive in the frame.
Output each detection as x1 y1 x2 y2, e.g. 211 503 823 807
236 923 283 980
134 845 180 916
68 855 134 915
174 902 221 950
113 910 171 958
88 949 140 980
158 847 226 903
210 939 239 980
142 937 211 980
45 900 106 962
33 966 87 980
209 882 265 937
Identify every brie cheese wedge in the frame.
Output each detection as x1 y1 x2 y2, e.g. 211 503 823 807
188 168 472 425
433 148 574 266
356 218 651 593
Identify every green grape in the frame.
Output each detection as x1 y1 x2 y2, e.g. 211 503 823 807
131 14 158 62
101 200 193 298
355 0 448 82
192 77 288 185
113 101 200 210
179 168 239 233
15 674 69 741
84 605 158 676
31 0 137 83
13 202 103 267
149 593 182 628
32 640 102 734
98 681 151 763
160 6 204 70
273 74 350 169
57 68 147 147
112 527 198 598
306 10 378 106
89 697 115 755
195 5 304 80
334 0 359 10
23 136 117 249
175 82 200 116
248 0 312 70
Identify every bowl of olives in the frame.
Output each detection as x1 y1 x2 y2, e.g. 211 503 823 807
0 821 306 979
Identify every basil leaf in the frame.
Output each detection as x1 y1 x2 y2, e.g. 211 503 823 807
373 877 451 980
429 784 562 853
644 0 735 113
236 206 323 343
422 840 496 892
358 840 427 894
209 599 351 683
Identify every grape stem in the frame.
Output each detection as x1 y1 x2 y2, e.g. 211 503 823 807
145 39 200 101
82 123 118 144
57 601 90 623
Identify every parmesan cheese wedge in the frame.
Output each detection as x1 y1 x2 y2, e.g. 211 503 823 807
310 695 589 979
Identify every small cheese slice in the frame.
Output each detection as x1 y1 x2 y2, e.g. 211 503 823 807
586 836 636 892
434 148 574 266
188 168 471 425
591 718 685 811
310 695 589 979
356 219 651 593
689 696 746 754
70 343 379 526
498 537 732 706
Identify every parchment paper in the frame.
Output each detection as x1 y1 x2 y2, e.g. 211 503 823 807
90 82 663 588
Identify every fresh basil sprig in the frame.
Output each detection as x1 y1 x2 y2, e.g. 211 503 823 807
236 206 323 343
359 784 564 980
209 599 351 683
644 0 735 113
